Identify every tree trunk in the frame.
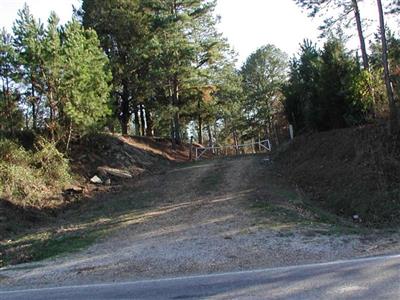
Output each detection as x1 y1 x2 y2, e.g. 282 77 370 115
120 117 129 135
352 0 379 120
174 112 181 144
65 122 73 153
274 122 280 146
198 116 203 144
352 0 369 70
207 125 213 154
170 119 176 150
25 111 29 129
232 129 239 155
31 101 37 130
197 98 203 144
107 120 115 133
377 0 398 133
207 125 212 147
133 106 140 136
189 135 193 161
139 103 146 136
145 108 153 136
213 123 218 146
172 75 181 144
31 84 37 130
120 82 130 135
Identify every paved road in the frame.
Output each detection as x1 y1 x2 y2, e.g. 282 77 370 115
1 255 399 300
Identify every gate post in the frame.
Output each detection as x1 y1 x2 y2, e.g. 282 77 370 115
289 124 294 140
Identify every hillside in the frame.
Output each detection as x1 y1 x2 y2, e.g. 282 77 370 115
0 134 198 240
275 124 400 225
70 134 194 180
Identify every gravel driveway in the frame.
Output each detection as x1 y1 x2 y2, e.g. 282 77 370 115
1 155 399 289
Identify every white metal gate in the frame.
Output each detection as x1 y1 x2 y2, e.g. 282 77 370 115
194 139 271 160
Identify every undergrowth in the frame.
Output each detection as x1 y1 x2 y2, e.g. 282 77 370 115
275 124 400 226
0 137 72 208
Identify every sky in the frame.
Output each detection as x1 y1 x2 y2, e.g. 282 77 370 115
214 0 321 63
0 0 322 64
0 0 396 66
0 0 80 29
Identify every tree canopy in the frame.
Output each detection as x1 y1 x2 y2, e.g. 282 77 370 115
0 0 399 148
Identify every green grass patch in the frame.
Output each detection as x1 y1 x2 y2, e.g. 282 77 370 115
252 201 304 223
1 184 159 268
31 232 102 261
198 171 223 190
249 177 369 235
0 228 106 267
198 170 226 194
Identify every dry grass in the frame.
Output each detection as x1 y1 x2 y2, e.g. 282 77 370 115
275 123 400 225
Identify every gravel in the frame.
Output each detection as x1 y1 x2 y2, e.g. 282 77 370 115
1 156 399 289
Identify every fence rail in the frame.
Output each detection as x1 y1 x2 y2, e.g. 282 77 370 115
194 139 271 160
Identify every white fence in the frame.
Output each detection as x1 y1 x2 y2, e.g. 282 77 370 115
194 139 271 160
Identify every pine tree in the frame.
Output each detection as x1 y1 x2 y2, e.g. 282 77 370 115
241 45 288 139
0 29 23 132
12 4 45 130
147 0 227 145
283 40 321 131
60 19 112 135
80 0 152 135
284 38 368 132
42 12 63 135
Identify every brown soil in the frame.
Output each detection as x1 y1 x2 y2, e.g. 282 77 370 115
70 134 195 179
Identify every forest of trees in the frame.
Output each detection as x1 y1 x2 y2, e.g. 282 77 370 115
0 0 399 148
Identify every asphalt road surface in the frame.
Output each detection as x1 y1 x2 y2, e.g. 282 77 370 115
1 254 399 300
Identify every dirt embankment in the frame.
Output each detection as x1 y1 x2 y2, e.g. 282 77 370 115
0 134 197 239
275 124 400 225
70 134 196 179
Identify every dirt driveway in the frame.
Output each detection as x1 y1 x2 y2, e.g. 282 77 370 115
1 155 399 288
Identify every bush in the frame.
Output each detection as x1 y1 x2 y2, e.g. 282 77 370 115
0 138 31 165
33 138 71 187
0 163 42 206
0 138 72 208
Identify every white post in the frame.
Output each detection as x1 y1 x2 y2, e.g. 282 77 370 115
289 124 294 140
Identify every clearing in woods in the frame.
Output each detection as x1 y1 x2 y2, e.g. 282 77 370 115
0 155 399 288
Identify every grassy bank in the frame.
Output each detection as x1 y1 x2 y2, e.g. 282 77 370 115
275 124 400 226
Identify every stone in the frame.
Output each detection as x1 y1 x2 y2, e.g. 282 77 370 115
97 166 132 179
64 185 84 194
90 175 103 184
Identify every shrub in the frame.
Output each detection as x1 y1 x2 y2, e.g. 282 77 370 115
0 163 42 206
33 138 71 188
0 138 31 165
0 138 72 208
